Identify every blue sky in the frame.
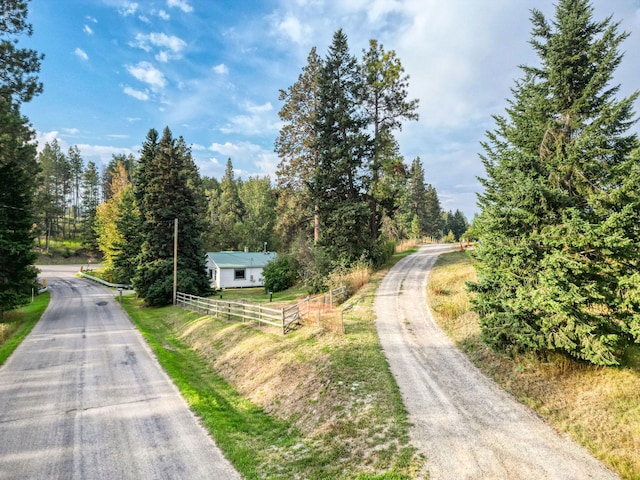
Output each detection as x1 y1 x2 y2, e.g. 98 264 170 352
21 0 640 219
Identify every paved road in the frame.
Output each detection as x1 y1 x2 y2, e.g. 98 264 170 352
0 265 240 480
375 244 619 480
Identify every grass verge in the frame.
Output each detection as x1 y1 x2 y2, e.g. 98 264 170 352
122 251 423 479
427 250 640 480
0 292 50 365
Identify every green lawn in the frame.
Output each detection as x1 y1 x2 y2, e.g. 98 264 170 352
0 292 50 365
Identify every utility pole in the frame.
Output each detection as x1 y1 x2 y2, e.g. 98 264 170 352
173 218 178 305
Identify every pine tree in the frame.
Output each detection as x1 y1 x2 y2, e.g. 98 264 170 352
133 127 210 306
67 145 84 238
238 176 276 252
470 0 640 366
0 0 43 314
210 158 244 250
112 186 142 284
312 29 371 264
275 47 322 248
361 39 419 241
397 157 442 239
80 161 100 252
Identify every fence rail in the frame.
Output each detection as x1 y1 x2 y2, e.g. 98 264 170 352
176 284 348 335
176 292 301 334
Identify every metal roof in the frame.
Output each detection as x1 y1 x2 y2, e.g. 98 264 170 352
205 251 277 268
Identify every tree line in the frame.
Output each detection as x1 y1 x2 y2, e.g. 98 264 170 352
13 0 638 370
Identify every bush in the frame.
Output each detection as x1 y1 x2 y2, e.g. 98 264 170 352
262 255 300 293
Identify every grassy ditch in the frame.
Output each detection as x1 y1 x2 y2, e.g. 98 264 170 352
0 292 50 365
427 250 640 480
121 252 423 480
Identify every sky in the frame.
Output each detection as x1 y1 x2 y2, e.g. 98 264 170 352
20 0 640 220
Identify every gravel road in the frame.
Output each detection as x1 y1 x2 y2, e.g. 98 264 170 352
0 265 240 480
375 244 619 480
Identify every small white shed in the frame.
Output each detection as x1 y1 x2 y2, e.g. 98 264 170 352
205 251 277 289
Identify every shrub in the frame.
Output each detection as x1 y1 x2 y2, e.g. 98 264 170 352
262 255 300 293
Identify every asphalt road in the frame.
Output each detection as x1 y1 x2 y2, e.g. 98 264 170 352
375 244 620 480
0 265 240 480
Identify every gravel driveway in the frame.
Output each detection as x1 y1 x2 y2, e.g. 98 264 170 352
375 244 619 480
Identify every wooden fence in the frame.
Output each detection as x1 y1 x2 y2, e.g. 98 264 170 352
176 284 348 335
176 292 301 334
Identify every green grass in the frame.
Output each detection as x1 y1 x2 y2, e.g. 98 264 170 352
36 238 98 265
121 250 424 479
123 298 298 479
0 292 50 365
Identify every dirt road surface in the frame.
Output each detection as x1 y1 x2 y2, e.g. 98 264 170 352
0 265 240 480
375 244 619 480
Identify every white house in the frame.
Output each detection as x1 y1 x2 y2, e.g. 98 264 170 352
205 251 277 289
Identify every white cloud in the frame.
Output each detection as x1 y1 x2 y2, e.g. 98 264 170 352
34 131 136 167
130 32 187 62
126 61 167 90
206 141 278 178
62 128 80 135
119 1 138 16
74 48 89 61
85 15 97 23
123 86 150 101
158 9 170 20
83 25 94 35
218 101 280 135
212 64 229 75
167 0 193 13
273 13 310 44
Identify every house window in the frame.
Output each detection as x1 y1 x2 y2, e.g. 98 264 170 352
234 269 246 280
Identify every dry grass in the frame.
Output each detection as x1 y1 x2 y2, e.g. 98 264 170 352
327 262 372 293
395 238 419 253
427 250 640 480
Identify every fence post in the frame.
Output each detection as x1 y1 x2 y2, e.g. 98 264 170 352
282 308 286 335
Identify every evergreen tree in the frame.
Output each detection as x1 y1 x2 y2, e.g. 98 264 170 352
361 39 419 241
397 157 442 239
80 161 100 252
470 0 640 366
133 127 210 306
211 158 244 250
0 0 43 314
275 47 322 248
238 176 277 252
67 145 84 238
444 209 468 241
112 186 142 284
312 29 371 264
35 140 69 246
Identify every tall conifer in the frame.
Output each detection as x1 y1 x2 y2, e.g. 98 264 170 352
0 0 43 314
133 127 210 306
471 0 640 365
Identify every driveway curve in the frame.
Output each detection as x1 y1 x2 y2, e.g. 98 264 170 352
375 244 619 480
0 265 240 480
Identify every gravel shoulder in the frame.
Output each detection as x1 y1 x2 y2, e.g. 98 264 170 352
375 244 620 480
0 265 240 480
